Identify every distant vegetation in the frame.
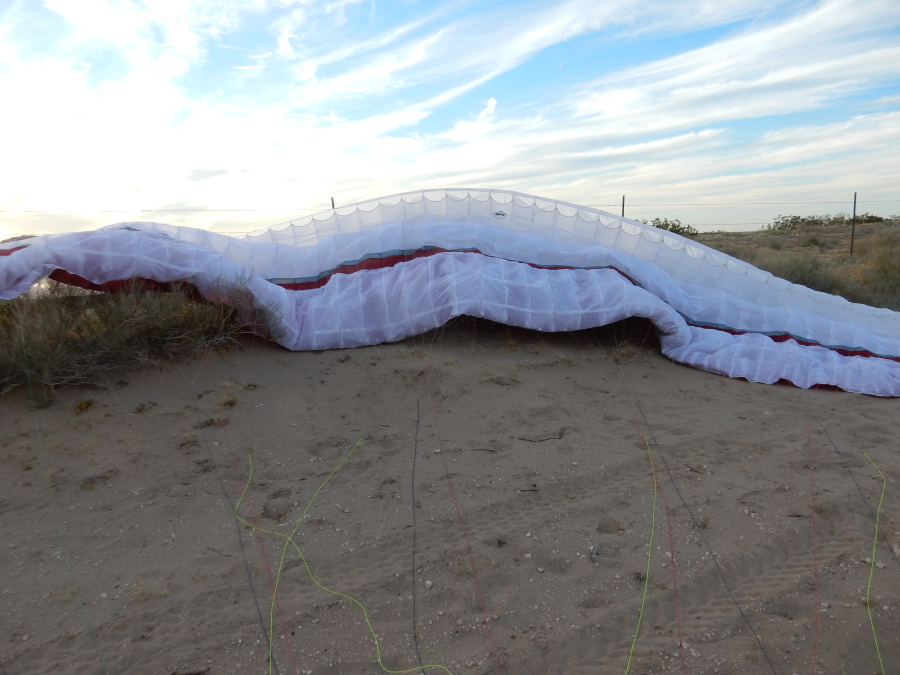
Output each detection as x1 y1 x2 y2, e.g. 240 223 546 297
696 215 900 311
766 212 885 232
640 217 699 237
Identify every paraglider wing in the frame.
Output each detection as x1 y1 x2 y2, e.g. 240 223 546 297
2 189 898 395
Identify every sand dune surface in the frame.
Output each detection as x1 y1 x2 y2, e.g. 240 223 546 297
2 320 899 675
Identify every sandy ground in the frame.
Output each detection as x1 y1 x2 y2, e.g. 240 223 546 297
2 318 899 675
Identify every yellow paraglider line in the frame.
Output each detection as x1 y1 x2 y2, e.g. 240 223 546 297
863 453 886 675
624 434 658 675
233 442 453 675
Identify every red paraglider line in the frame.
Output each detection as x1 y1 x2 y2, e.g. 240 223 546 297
271 246 641 290
804 404 820 675
617 381 686 674
266 247 900 363
680 320 900 363
426 367 503 675
251 513 301 675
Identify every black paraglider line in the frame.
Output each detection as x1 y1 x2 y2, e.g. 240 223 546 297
75 296 294 674
143 318 289 672
183 331 457 675
12 291 459 675
410 400 427 675
9 281 518 675
600 325 688 674
802 399 821 671
198 431 286 675
636 403 779 675
65 308 285 673
816 419 900 570
425 366 504 675
181 341 291 675
17 298 280 675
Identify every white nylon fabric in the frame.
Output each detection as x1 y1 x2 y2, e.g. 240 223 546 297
2 188 899 395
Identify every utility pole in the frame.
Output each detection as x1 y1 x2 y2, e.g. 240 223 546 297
850 192 857 256
621 195 625 218
331 197 336 210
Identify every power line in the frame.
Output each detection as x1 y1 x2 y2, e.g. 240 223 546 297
0 208 323 214
2 200 899 214
587 200 900 206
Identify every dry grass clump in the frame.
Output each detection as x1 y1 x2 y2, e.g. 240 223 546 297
843 230 900 309
0 280 244 404
708 224 900 311
715 245 840 295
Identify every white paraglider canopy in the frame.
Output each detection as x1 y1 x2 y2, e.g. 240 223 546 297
2 188 898 395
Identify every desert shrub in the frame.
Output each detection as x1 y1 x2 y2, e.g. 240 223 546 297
0 280 245 403
646 217 699 237
755 252 839 294
713 244 839 295
850 231 900 309
714 228 900 309
641 217 698 237
766 213 884 231
0 234 36 244
853 229 900 259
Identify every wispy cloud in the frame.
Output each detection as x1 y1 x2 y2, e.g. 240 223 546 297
186 169 230 182
271 0 786 109
0 0 897 239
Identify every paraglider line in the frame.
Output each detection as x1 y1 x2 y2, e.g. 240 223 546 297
184 347 284 675
426 367 503 675
410 400 427 674
180 339 450 675
603 328 686 674
816 419 900 569
215 413 299 672
637 404 777 675
803 403 819 674
250 510 300 675
624 434 657 675
863 453 886 675
234 446 454 675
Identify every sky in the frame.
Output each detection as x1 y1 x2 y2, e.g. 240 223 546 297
1 0 899 240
